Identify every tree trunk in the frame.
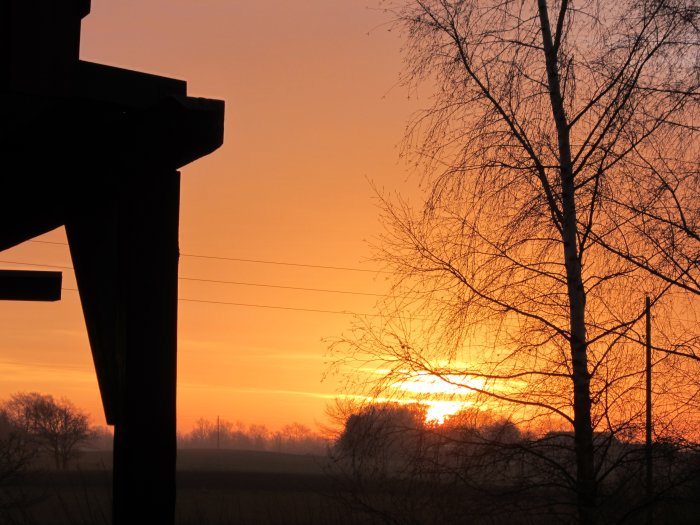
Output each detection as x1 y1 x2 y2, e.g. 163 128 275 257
537 1 596 522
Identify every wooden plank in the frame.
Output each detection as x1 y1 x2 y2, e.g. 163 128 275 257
0 269 61 301
77 61 187 107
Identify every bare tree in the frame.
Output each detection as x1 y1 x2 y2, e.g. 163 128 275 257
332 1 700 523
2 393 91 470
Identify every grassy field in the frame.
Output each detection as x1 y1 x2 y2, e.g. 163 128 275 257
4 449 698 524
0 450 382 525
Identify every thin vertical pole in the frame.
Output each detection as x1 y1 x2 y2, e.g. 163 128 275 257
217 416 220 449
645 296 653 524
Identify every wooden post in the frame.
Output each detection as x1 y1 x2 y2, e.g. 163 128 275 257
645 296 653 524
111 169 180 525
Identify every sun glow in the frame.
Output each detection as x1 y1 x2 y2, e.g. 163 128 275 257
424 401 469 425
392 372 486 396
391 372 486 424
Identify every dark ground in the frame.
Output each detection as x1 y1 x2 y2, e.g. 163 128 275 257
3 449 699 525
0 450 382 525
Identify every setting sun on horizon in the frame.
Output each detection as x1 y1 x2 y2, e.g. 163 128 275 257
3 1 700 523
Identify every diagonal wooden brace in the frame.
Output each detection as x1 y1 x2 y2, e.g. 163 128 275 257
67 169 180 524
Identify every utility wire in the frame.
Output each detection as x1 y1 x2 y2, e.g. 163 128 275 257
26 240 67 246
0 260 382 296
180 277 384 297
181 253 388 273
178 298 378 317
26 240 388 274
59 288 421 319
19 258 700 324
0 259 406 318
0 260 73 270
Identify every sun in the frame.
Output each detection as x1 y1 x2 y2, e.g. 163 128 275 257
424 401 467 425
389 372 485 424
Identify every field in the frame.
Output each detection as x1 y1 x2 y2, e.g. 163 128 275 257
0 450 382 525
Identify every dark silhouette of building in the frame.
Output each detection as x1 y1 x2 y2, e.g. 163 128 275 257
0 1 224 523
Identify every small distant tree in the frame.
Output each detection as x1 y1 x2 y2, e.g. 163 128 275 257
271 423 328 455
2 393 91 470
85 425 114 450
180 418 257 449
247 424 270 451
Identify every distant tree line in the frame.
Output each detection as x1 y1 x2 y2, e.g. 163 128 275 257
329 402 700 525
178 418 329 455
0 390 330 475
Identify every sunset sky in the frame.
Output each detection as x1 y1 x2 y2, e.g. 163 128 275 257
0 0 427 431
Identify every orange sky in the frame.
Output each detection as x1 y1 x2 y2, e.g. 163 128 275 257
0 0 424 432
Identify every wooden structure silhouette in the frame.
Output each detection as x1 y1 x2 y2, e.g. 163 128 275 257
0 1 224 523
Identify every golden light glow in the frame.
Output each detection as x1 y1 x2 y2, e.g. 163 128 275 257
424 401 470 425
389 372 486 424
392 372 487 396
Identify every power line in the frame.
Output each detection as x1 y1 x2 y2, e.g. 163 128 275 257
3 258 427 319
26 240 67 246
180 277 383 297
59 288 404 319
0 260 382 297
178 298 377 317
178 298 426 320
181 253 388 273
26 240 389 274
0 260 73 270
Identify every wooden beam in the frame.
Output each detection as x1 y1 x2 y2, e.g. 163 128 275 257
77 61 186 108
111 169 180 525
0 269 61 301
66 195 120 424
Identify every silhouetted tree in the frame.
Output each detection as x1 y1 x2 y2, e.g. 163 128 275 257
2 393 91 470
336 403 426 475
332 1 700 523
